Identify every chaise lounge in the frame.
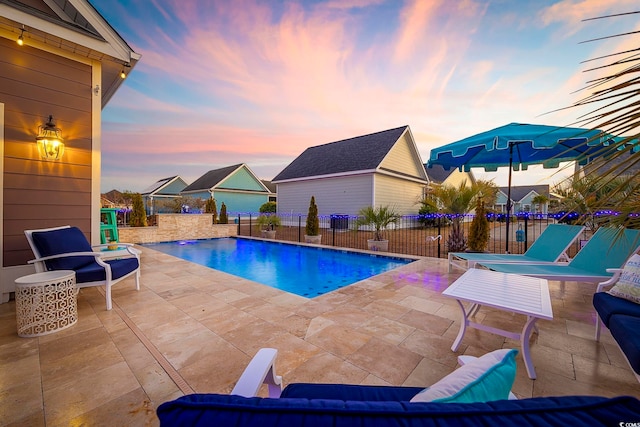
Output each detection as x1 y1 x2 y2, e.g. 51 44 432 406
475 226 640 284
448 223 584 272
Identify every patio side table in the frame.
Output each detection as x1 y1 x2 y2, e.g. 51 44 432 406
15 270 77 337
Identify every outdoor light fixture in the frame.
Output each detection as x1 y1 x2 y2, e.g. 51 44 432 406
17 26 25 45
120 63 131 79
36 115 65 160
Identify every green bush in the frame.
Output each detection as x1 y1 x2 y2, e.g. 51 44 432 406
259 201 277 213
129 193 147 227
468 198 490 252
205 199 218 224
305 196 319 236
219 202 228 224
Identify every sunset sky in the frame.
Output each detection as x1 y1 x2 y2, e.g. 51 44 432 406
92 0 639 193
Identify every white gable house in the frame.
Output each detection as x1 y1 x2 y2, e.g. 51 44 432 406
272 126 429 216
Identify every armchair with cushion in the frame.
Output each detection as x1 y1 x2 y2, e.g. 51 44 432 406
25 225 140 310
157 348 640 426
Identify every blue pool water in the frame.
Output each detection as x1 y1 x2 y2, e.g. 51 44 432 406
142 238 413 298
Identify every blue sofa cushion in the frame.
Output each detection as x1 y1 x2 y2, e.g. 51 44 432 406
31 227 96 271
281 383 423 401
593 292 640 327
156 394 640 427
608 314 640 375
75 258 139 284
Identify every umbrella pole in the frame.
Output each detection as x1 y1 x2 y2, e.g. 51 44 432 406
505 142 514 253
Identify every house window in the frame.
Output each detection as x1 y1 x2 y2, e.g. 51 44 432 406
523 204 531 212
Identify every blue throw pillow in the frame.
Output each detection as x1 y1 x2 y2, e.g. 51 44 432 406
410 348 518 403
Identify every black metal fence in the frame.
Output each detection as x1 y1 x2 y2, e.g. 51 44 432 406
235 213 589 259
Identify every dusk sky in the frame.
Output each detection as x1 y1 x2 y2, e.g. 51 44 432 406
92 0 639 193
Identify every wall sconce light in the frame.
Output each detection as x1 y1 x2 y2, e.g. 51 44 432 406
94 84 100 95
120 63 131 79
17 26 25 46
36 115 65 160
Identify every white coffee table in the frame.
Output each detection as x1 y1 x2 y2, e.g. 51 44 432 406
442 268 553 379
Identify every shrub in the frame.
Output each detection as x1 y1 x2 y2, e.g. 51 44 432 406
219 202 228 224
129 193 147 227
468 198 490 252
305 196 319 236
205 198 218 224
259 201 277 213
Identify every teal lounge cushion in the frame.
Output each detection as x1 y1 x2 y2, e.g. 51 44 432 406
410 349 518 403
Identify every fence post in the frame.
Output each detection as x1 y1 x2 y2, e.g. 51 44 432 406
298 216 302 242
524 215 529 252
437 216 441 259
237 214 241 235
249 214 252 237
332 218 336 246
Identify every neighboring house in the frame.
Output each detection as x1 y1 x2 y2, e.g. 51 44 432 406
1 1 139 302
261 180 277 203
181 164 271 213
141 175 188 215
424 163 475 187
494 185 550 214
272 126 429 216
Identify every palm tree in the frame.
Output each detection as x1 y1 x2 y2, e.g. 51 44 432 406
558 11 640 230
531 194 549 214
553 174 634 232
423 180 496 252
354 205 400 242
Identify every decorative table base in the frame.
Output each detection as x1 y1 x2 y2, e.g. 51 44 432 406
15 271 77 337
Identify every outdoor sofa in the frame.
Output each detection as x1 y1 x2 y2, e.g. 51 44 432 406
157 348 640 426
593 253 640 382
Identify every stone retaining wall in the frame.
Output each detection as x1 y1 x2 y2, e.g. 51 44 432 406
118 214 237 244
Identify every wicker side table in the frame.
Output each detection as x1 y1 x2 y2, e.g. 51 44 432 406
15 270 77 337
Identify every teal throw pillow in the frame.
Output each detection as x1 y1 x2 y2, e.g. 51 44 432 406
410 348 518 403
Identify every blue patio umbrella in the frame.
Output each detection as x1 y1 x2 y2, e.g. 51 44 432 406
427 122 624 253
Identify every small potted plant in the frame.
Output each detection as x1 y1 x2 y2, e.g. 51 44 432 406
468 198 490 252
354 205 399 252
304 196 321 244
256 213 281 239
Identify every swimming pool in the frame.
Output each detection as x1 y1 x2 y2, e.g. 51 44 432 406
142 238 413 298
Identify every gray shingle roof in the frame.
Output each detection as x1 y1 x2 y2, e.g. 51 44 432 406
424 163 453 184
272 126 409 182
141 176 178 195
182 164 243 192
500 185 549 202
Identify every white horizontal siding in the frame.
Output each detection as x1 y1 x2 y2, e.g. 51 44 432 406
374 174 425 215
277 175 373 216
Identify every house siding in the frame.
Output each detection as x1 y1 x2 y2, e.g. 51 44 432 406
374 174 424 215
160 178 187 195
212 191 268 214
220 166 265 191
276 175 373 216
380 132 425 179
1 37 93 268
